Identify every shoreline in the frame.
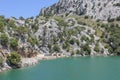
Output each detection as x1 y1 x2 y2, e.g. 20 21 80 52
0 53 115 73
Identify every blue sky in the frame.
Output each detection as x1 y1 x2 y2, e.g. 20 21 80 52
0 0 58 18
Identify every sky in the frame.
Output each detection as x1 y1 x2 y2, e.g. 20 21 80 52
0 0 58 18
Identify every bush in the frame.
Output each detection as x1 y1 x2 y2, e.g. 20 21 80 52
9 38 18 50
28 36 39 46
17 26 28 34
0 22 5 32
116 16 120 21
53 44 61 52
116 47 120 55
94 44 100 52
71 50 75 56
76 39 80 46
8 52 21 67
76 49 81 54
54 17 68 27
0 57 4 67
82 44 91 55
84 16 89 19
0 33 8 46
69 38 75 45
107 17 115 22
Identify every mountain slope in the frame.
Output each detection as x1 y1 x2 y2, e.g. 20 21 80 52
40 0 120 20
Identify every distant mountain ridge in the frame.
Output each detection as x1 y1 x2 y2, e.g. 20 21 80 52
40 0 120 20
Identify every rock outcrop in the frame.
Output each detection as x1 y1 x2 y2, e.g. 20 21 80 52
40 0 120 20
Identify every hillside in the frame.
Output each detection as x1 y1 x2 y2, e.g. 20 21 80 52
0 0 120 72
40 0 120 20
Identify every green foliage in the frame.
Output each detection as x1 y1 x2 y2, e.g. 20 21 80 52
28 36 39 46
69 38 75 45
17 26 28 34
0 57 4 67
0 16 6 32
76 39 80 46
0 22 5 32
115 47 120 55
76 49 81 54
84 16 89 19
108 24 120 52
82 44 91 55
107 17 115 22
95 29 103 37
94 44 100 52
31 24 38 32
54 17 68 27
0 33 8 46
53 44 61 52
116 16 120 21
81 35 88 41
71 50 75 56
8 52 21 66
9 38 18 50
7 20 16 28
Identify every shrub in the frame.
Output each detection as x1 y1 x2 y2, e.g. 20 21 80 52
76 39 80 46
54 17 68 27
28 37 39 46
17 26 28 34
0 57 4 67
115 47 120 55
8 52 21 67
82 44 91 55
107 17 115 22
76 49 81 54
9 38 18 50
53 44 61 52
0 22 5 32
31 24 38 32
116 16 120 21
81 35 88 41
8 20 16 28
71 50 75 56
84 16 89 19
69 38 75 45
0 33 8 46
94 44 100 52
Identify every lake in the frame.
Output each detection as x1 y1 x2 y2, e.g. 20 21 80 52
0 56 120 80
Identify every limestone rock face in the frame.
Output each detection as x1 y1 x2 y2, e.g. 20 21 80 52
40 0 120 20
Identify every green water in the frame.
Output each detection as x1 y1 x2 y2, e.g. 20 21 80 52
0 56 120 80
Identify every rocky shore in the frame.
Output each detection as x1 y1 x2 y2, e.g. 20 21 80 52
0 53 66 73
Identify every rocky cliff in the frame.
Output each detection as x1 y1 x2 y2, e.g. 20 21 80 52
40 0 120 20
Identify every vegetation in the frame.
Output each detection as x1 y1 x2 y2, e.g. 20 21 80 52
108 24 120 55
54 16 68 27
53 44 61 52
0 57 4 67
94 44 100 52
0 33 8 46
8 52 21 67
82 44 91 55
9 38 18 50
0 22 5 32
17 26 28 34
28 36 39 46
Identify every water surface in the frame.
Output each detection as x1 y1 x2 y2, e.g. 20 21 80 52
0 56 120 80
